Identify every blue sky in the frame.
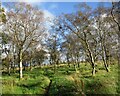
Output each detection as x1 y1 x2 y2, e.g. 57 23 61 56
2 2 112 16
39 2 112 16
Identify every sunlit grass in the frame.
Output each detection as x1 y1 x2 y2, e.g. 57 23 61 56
2 62 119 95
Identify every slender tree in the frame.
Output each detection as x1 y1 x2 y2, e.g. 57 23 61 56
5 3 46 79
59 3 97 76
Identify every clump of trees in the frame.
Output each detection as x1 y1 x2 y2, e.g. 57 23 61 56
1 3 47 79
48 3 119 76
0 2 119 78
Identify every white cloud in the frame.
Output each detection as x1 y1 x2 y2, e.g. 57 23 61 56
15 1 55 20
17 0 44 2
43 10 55 37
43 9 55 29
43 10 54 19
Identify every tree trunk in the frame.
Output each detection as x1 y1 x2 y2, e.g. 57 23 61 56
30 59 32 71
68 62 70 67
102 57 109 72
90 56 96 76
76 57 80 68
9 60 12 75
7 57 11 76
54 63 56 73
38 60 41 68
86 41 96 76
67 56 70 67
77 62 80 68
66 53 70 67
12 45 16 73
13 63 15 73
101 44 110 72
49 58 52 65
19 50 23 79
92 65 95 76
8 66 11 76
74 64 77 72
13 55 15 73
7 63 10 76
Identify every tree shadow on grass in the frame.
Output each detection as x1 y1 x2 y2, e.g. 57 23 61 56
85 80 105 94
83 75 92 78
49 78 84 96
18 81 48 94
18 81 43 88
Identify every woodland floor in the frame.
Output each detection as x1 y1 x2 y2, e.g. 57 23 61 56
1 61 119 95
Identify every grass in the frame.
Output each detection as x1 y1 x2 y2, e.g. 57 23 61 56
1 62 119 95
